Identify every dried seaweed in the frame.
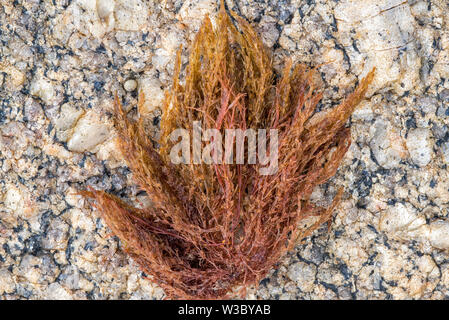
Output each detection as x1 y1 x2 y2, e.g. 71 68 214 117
81 3 375 299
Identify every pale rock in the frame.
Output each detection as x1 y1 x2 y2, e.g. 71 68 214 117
425 173 449 207
78 275 95 292
55 0 147 40
53 0 113 41
41 217 70 250
54 103 85 142
370 118 406 169
178 0 216 31
2 159 12 172
415 96 438 115
127 273 139 292
352 100 374 122
54 250 69 266
51 8 77 44
30 77 54 104
67 32 87 51
279 11 303 51
0 62 25 88
75 0 113 38
436 105 448 118
379 214 449 252
45 283 73 300
19 255 43 284
319 47 349 86
59 266 81 290
417 255 438 275
257 16 280 48
379 202 426 237
441 141 449 164
138 77 165 114
95 136 125 168
54 104 84 131
43 143 74 160
0 269 16 294
24 98 44 122
69 208 95 233
73 250 99 274
377 245 410 285
287 261 316 292
408 273 426 297
97 0 115 20
152 30 185 71
441 264 449 288
124 79 137 92
4 184 37 219
114 0 148 31
394 184 410 199
428 220 449 250
434 32 449 79
334 0 419 95
317 266 344 286
330 238 369 271
0 121 34 158
65 188 85 208
67 111 111 152
5 185 23 212
406 128 433 167
152 48 172 71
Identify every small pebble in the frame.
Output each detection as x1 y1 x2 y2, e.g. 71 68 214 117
406 128 433 167
124 79 137 92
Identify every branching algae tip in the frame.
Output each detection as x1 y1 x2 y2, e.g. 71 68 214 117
80 2 375 299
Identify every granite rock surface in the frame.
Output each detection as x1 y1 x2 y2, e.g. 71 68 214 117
0 0 448 299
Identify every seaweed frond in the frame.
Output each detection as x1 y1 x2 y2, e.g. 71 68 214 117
82 3 375 299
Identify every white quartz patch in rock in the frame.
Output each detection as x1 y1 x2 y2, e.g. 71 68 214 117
114 0 148 31
138 77 164 114
380 202 449 250
0 269 15 294
370 118 407 169
45 283 73 300
178 0 216 31
30 77 54 104
351 99 374 122
152 30 185 71
3 184 37 219
73 0 114 38
334 0 419 95
53 0 139 41
67 111 111 153
434 32 449 79
380 202 426 236
406 128 433 167
97 0 115 20
54 103 85 142
4 186 23 212
69 208 95 233
428 221 449 250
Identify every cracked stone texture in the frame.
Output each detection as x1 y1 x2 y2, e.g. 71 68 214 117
1 0 448 300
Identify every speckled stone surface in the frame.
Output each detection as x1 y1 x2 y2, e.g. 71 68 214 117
1 0 448 300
